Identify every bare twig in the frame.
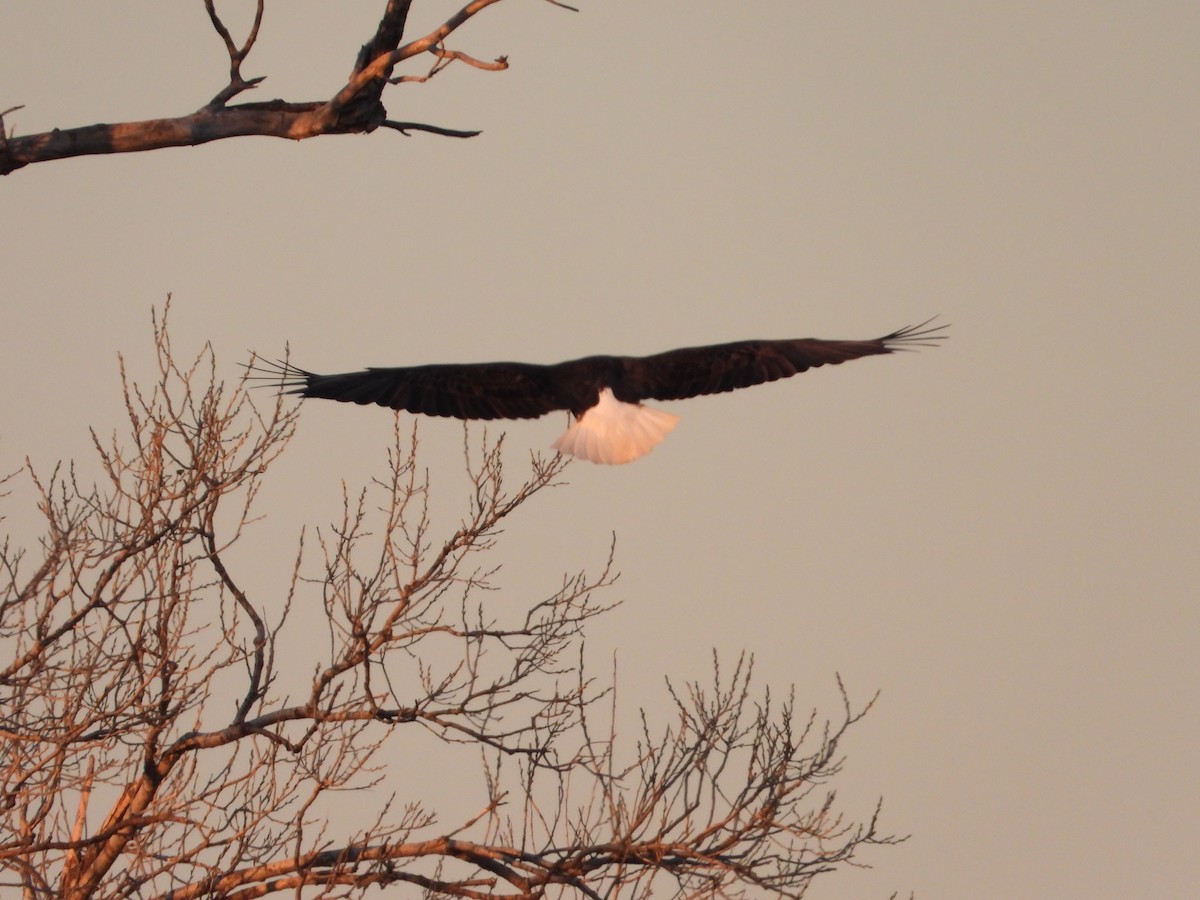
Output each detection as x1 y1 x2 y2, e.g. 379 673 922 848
0 104 24 150
390 46 510 85
203 0 268 107
381 121 483 138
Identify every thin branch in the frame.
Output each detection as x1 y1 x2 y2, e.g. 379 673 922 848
203 0 268 107
380 120 482 138
0 104 23 151
390 46 510 85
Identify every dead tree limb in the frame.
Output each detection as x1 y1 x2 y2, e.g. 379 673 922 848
1 0 566 175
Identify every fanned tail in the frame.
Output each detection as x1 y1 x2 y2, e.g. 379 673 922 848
552 388 680 465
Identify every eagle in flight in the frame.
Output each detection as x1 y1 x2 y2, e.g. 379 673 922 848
251 319 946 464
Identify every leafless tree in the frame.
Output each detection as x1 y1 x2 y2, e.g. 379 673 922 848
1 0 577 175
0 309 902 897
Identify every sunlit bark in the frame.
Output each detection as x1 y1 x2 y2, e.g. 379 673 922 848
0 0 547 175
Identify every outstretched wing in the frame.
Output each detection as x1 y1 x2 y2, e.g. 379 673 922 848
247 359 568 420
618 319 947 402
249 319 946 421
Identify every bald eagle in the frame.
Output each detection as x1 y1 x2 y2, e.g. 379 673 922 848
251 319 946 464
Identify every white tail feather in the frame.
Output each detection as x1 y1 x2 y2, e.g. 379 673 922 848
551 388 680 465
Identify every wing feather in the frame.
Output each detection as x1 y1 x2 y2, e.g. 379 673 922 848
247 319 946 421
247 360 567 420
618 319 947 402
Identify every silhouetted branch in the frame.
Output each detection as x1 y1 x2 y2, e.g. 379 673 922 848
382 121 483 138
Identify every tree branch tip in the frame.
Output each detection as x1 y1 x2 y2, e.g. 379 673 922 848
381 120 482 139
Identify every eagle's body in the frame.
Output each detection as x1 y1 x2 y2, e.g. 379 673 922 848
253 320 945 463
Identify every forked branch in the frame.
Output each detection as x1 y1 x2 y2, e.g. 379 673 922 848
0 0 573 174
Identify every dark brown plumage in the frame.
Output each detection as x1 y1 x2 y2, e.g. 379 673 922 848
249 319 946 463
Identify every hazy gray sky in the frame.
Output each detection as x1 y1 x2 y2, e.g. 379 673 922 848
3 2 1198 896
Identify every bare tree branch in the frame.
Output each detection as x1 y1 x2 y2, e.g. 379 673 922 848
0 306 900 897
353 0 416 76
203 0 268 107
390 45 510 86
0 0 562 174
381 121 483 138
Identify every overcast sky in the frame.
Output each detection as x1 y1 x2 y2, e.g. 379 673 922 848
3 2 1198 897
